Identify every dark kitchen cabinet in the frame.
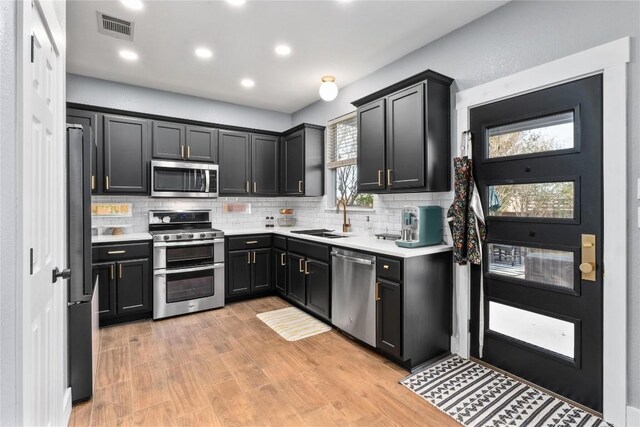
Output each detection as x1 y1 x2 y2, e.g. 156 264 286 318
357 99 387 192
251 134 279 196
226 235 273 298
66 108 100 193
376 279 402 359
281 124 324 196
94 262 116 318
287 253 306 304
186 126 218 163
103 114 150 194
116 258 151 316
305 259 330 319
251 248 271 292
273 248 287 295
227 250 252 297
152 121 185 160
352 70 453 194
219 130 251 195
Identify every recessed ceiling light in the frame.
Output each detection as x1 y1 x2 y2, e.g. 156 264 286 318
120 0 144 10
274 44 292 57
240 78 255 88
119 49 138 61
226 0 246 6
195 47 213 59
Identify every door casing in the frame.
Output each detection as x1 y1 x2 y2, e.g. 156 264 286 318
452 37 630 425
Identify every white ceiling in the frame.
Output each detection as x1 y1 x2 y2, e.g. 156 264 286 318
67 0 507 113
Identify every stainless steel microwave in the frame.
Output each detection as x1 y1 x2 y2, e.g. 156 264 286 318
151 160 218 198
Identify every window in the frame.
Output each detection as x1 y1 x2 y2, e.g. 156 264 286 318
327 112 373 208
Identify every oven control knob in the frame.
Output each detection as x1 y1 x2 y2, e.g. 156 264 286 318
176 234 182 239
163 235 170 241
186 234 194 239
200 233 206 238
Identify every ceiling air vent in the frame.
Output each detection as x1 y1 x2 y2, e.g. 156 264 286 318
97 12 134 41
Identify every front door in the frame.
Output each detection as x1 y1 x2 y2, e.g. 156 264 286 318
470 75 603 412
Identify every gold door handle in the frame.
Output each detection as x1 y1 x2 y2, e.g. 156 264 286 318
187 146 191 158
377 170 383 187
298 180 303 193
298 258 304 273
118 264 123 279
383 264 390 270
91 175 96 190
253 182 257 193
580 234 596 281
110 264 114 280
387 169 392 187
247 252 251 264
304 261 310 276
252 251 256 264
280 253 286 266
105 176 110 190
180 145 185 159
375 282 381 301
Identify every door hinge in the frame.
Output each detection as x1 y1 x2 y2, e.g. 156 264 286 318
29 248 34 275
30 34 34 63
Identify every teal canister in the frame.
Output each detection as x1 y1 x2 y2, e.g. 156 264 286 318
419 205 442 246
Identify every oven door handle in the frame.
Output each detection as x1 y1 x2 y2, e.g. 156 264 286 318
154 263 224 276
154 238 223 248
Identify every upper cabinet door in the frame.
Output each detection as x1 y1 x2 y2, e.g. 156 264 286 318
386 83 425 190
103 114 150 194
66 109 101 193
186 126 218 163
251 134 279 196
283 130 305 195
219 130 250 195
357 99 387 192
152 121 186 160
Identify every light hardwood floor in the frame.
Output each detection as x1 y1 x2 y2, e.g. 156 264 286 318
69 297 459 426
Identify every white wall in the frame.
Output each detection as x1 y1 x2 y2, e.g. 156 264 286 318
0 1 19 425
291 0 640 412
66 74 292 132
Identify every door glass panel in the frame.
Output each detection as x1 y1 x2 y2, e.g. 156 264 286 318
488 181 574 219
489 301 574 358
486 111 574 159
487 244 574 290
166 270 214 303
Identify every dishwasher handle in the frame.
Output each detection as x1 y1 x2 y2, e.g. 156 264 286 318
331 251 375 266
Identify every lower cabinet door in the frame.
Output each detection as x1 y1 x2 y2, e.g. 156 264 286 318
305 259 330 319
94 262 117 319
287 253 306 304
115 258 151 315
376 279 402 358
228 250 252 297
273 249 287 294
251 248 271 292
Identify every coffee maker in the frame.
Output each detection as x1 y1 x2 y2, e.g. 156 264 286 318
395 206 442 248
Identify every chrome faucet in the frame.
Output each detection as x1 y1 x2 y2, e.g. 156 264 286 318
336 199 351 233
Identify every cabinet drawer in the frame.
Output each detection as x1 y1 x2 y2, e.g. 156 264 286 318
227 235 271 251
377 256 402 282
273 236 287 250
93 242 150 262
287 238 330 262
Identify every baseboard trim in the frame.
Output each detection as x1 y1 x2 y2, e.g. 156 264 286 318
63 387 72 426
627 405 640 427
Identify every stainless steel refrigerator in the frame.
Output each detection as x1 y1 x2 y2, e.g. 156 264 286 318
66 124 99 403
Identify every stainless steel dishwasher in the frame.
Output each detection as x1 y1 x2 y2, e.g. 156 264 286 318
331 248 376 346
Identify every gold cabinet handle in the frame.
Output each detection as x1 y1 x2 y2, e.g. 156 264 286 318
298 258 304 273
108 250 126 255
246 240 258 245
253 182 257 193
110 264 114 280
298 180 303 193
247 252 251 264
280 253 286 266
304 261 310 276
246 181 250 193
252 251 256 264
105 175 110 190
375 282 381 301
91 175 96 190
387 169 392 187
377 170 383 187
383 264 390 270
180 145 185 159
187 146 191 158
118 264 123 279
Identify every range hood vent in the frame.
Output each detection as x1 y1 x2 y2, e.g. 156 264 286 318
97 12 134 41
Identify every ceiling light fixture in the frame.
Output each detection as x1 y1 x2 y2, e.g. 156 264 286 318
240 78 255 88
225 0 246 6
120 0 144 10
274 44 291 57
119 49 139 61
319 75 338 101
195 47 213 59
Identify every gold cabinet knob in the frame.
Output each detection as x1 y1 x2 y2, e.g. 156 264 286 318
579 262 594 274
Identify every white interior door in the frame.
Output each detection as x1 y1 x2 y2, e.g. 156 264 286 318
20 1 67 425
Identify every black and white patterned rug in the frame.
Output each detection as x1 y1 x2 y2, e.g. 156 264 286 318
401 356 610 427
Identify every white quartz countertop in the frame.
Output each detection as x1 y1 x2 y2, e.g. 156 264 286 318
222 227 452 258
92 232 153 244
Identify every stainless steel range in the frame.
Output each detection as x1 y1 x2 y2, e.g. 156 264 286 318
149 210 224 319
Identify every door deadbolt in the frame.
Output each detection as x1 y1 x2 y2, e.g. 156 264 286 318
580 234 596 281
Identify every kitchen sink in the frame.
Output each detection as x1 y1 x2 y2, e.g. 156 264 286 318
291 229 348 239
